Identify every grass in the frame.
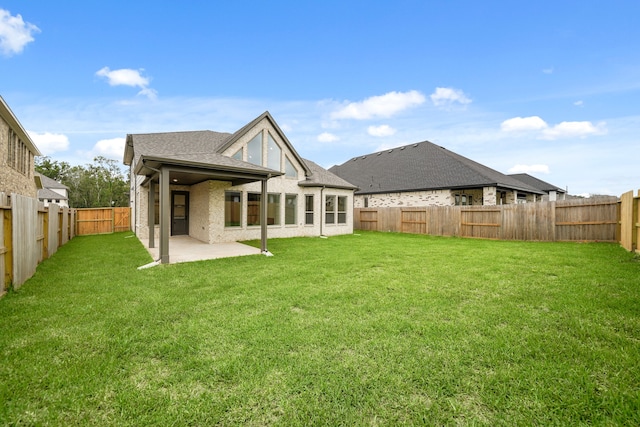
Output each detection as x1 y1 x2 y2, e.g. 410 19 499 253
0 231 639 426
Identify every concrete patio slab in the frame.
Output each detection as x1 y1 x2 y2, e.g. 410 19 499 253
139 235 262 264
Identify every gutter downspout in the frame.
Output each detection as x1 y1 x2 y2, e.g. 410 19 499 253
320 186 325 237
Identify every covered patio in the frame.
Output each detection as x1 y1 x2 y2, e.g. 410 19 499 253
132 153 283 264
139 235 261 264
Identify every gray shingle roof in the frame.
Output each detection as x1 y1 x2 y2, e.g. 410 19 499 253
124 113 353 191
37 188 68 200
35 172 69 190
508 173 565 193
329 140 543 195
298 159 358 189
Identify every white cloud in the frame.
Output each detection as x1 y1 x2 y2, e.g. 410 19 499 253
28 131 69 155
501 116 548 132
542 67 554 74
96 67 157 99
574 100 584 107
430 87 472 108
508 164 550 174
541 121 606 140
93 137 126 160
0 9 40 56
501 116 606 140
317 132 339 143
367 124 396 137
330 90 425 120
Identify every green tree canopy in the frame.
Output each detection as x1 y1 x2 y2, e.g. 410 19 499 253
36 156 129 208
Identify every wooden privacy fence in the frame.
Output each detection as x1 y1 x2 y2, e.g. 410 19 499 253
1 194 132 293
619 190 639 252
355 195 637 247
1 192 75 292
75 207 131 235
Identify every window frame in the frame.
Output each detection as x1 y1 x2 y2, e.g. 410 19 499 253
305 195 314 225
285 194 297 225
224 191 242 227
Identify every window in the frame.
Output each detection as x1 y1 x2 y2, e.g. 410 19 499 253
247 193 261 226
364 197 369 208
337 196 347 224
285 194 297 225
232 149 243 161
267 133 281 171
285 156 297 178
305 195 314 225
267 193 280 225
225 192 242 227
247 133 262 165
325 195 335 224
454 194 472 206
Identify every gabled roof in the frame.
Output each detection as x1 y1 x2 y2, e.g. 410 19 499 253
508 173 565 194
217 111 312 177
329 140 543 195
123 111 352 189
0 95 41 157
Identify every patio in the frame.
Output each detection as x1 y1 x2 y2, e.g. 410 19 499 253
139 235 262 265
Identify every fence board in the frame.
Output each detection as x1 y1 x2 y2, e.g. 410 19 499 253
619 191 636 251
0 192 8 293
12 194 39 289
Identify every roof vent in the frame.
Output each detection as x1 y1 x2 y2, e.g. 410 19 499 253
377 152 382 156
413 143 418 147
388 149 393 153
400 146 405 150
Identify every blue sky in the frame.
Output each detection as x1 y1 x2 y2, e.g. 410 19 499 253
2 0 638 196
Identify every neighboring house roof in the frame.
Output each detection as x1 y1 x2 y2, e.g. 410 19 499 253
35 172 69 201
329 140 544 195
0 95 41 157
37 188 68 201
508 173 566 194
35 172 69 190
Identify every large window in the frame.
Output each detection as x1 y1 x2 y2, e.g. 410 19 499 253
247 133 262 166
285 194 297 225
305 195 314 225
337 196 347 224
232 148 243 161
267 193 280 225
225 192 242 227
325 195 335 224
247 193 261 226
267 133 281 171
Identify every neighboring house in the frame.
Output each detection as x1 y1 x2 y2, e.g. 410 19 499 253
0 96 41 197
35 172 70 207
508 173 566 201
329 140 545 208
124 111 356 263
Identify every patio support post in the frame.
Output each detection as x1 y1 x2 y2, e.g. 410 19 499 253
260 178 268 253
159 166 170 264
148 180 155 249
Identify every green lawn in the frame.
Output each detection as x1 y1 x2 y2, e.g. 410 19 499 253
1 231 639 426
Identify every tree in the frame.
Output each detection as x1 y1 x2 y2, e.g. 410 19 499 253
35 156 129 208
